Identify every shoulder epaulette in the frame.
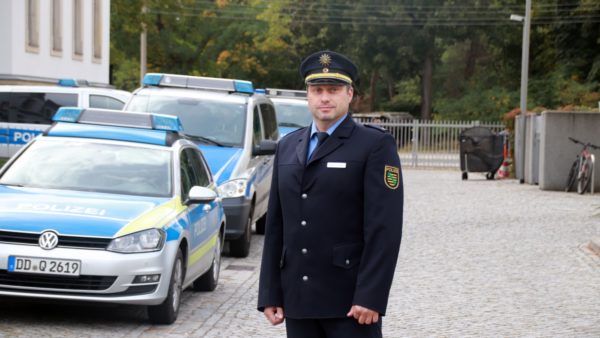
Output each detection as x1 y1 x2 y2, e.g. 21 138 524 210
364 124 387 133
281 126 307 138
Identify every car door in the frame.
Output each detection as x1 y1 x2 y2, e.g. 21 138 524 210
250 104 270 219
255 103 278 215
180 147 219 277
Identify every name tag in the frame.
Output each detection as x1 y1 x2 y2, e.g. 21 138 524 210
327 162 346 168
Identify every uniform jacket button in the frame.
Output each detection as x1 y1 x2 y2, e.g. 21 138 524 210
301 193 307 199
345 259 350 265
301 248 307 254
301 220 307 226
302 275 309 281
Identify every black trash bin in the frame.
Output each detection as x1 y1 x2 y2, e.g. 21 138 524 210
459 127 504 180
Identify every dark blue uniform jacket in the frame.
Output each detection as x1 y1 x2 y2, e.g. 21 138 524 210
258 115 403 319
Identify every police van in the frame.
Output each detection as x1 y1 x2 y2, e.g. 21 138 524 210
0 79 131 158
125 74 278 258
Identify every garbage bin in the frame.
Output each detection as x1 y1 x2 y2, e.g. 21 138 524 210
459 127 504 180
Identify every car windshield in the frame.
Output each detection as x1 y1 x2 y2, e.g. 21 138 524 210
273 101 313 128
128 94 246 147
0 139 172 197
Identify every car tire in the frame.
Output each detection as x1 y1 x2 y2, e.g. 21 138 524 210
147 249 184 325
229 215 251 258
193 231 222 291
255 214 266 235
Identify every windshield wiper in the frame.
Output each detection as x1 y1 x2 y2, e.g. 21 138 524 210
278 122 305 128
182 133 226 147
1 183 24 187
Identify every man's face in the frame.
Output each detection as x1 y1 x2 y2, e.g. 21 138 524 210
306 84 353 125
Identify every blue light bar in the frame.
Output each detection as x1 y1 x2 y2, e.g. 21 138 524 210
53 107 84 122
254 88 266 94
58 79 78 87
143 73 163 86
266 88 307 98
57 79 89 87
143 73 254 94
234 80 254 94
52 108 182 132
152 114 183 132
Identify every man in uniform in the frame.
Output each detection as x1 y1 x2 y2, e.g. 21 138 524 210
258 50 403 338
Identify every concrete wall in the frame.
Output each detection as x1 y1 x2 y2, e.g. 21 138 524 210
0 2 13 75
0 0 111 85
539 111 600 191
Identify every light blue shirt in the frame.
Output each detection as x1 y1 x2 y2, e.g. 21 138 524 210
307 114 347 161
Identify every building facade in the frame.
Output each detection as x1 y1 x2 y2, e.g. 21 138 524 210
0 0 110 86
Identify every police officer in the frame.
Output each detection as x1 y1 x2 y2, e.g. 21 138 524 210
258 50 403 338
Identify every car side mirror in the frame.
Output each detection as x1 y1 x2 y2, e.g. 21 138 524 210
253 140 277 156
186 186 217 205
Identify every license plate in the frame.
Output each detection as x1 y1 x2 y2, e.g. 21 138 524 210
8 256 81 276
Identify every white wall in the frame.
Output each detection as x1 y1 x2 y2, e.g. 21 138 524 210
0 2 14 75
1 0 110 84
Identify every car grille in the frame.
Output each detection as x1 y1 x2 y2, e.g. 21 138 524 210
0 230 111 249
0 270 117 291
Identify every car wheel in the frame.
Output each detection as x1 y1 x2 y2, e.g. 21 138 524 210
255 214 266 235
193 231 222 291
147 249 183 325
229 215 251 258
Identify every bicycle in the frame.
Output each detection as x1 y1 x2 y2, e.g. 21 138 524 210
565 137 599 194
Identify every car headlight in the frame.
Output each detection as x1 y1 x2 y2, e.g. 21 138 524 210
107 228 165 253
217 179 248 198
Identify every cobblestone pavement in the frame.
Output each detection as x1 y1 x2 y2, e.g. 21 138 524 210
1 169 599 338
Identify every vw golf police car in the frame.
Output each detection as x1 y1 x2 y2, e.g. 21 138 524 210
125 74 278 257
0 108 225 324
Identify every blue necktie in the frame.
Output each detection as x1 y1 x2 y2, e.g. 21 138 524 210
316 132 329 148
309 132 329 160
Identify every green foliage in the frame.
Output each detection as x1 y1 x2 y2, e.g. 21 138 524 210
110 0 600 119
436 86 518 121
381 77 421 116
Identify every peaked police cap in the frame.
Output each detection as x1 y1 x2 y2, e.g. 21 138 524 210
299 50 358 85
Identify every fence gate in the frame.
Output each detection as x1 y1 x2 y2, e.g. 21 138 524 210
353 118 505 168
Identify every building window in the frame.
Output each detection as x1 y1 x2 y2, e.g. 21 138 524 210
92 0 102 61
51 0 62 55
26 0 40 53
73 0 83 59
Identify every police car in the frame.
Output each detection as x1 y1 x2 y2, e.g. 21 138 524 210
264 88 312 138
0 108 225 324
125 74 278 257
0 79 131 159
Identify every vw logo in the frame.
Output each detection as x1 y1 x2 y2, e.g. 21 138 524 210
39 231 59 250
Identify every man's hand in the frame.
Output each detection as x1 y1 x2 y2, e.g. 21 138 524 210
264 306 285 325
346 305 379 325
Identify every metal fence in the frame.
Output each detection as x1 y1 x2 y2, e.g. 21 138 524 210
353 118 505 168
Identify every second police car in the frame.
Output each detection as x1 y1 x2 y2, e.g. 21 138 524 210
125 74 278 257
0 108 225 324
264 88 312 138
0 79 131 159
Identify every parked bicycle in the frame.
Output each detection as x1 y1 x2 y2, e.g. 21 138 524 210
565 137 599 194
